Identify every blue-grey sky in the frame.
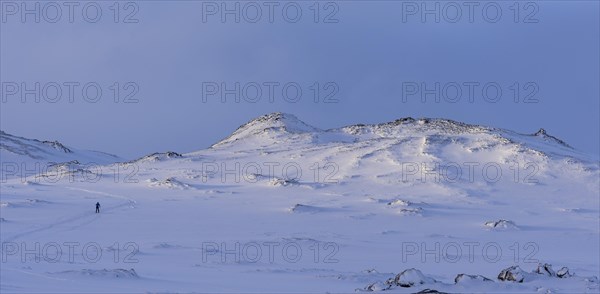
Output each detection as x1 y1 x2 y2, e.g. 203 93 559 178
1 1 598 159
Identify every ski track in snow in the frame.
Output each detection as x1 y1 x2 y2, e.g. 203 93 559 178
2 188 136 243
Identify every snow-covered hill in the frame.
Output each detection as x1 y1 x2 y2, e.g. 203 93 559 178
212 113 583 157
1 131 121 181
1 113 598 293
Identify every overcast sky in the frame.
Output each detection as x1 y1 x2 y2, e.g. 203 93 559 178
1 1 598 159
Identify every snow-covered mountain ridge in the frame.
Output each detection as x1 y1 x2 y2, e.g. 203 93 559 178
0 130 120 165
210 112 582 159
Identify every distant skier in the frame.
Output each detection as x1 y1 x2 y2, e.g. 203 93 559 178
95 202 100 213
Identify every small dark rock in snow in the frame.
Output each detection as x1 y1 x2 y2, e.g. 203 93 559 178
387 199 411 206
399 207 423 215
534 263 556 277
363 281 388 292
556 267 572 278
416 289 447 294
56 268 139 279
270 177 299 187
130 151 182 163
454 273 493 283
498 266 526 283
362 268 379 274
393 117 416 125
484 219 518 230
288 204 325 214
584 276 599 284
164 151 183 158
387 268 436 287
111 268 138 278
533 263 572 278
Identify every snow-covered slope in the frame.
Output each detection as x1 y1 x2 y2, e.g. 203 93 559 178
1 131 121 175
1 113 598 293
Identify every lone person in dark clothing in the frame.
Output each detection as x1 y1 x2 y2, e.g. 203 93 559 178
95 202 100 213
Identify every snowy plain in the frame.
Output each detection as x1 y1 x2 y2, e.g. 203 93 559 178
1 113 599 293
